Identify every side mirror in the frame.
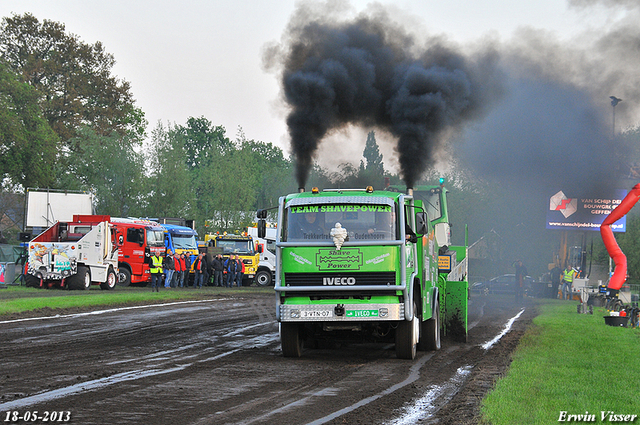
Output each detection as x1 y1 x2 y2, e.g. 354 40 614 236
257 219 266 238
257 243 263 253
415 212 429 235
257 209 268 219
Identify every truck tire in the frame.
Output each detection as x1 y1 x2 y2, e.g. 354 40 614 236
419 298 441 351
100 269 117 290
118 268 131 287
255 270 272 287
68 266 91 290
25 274 40 288
281 323 303 357
396 301 419 360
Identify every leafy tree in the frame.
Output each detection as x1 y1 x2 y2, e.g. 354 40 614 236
204 149 258 232
239 137 297 209
180 116 231 170
0 13 144 145
0 59 58 188
145 121 193 218
0 180 25 242
62 126 146 217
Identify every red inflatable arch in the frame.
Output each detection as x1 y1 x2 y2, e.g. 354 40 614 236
600 183 640 290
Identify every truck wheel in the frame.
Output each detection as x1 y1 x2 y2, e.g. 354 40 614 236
25 274 40 288
67 266 89 290
100 269 117 290
281 323 303 357
255 270 272 287
419 298 441 351
78 267 91 290
396 301 419 360
118 268 131 287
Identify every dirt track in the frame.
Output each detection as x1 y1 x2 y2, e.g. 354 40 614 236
0 291 535 424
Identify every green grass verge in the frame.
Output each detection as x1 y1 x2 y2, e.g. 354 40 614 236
0 285 273 316
481 300 640 424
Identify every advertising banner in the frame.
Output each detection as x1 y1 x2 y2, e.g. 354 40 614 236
546 189 627 232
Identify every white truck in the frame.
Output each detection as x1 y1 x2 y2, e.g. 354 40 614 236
248 226 277 286
26 214 119 290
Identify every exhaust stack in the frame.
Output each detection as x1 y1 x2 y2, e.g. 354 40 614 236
407 187 414 196
298 187 305 193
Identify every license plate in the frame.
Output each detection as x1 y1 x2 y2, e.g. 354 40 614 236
346 309 379 318
301 310 333 318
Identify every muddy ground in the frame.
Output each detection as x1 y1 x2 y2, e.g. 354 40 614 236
0 290 535 424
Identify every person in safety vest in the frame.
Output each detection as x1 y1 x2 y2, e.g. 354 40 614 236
192 253 205 289
561 265 576 300
149 252 164 292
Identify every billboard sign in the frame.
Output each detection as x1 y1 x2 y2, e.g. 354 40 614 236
546 189 627 232
25 190 94 228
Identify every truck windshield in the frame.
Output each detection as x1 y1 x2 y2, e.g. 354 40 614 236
217 240 255 255
284 204 397 242
420 190 443 222
172 234 197 249
146 229 165 247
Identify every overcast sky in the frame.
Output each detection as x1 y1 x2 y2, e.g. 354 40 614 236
0 0 626 171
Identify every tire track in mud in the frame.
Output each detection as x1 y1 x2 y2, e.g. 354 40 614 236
300 299 534 425
0 296 279 409
0 293 535 425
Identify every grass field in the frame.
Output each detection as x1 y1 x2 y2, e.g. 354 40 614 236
481 300 640 424
0 285 273 316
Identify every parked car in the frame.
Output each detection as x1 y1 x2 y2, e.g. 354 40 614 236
471 274 536 295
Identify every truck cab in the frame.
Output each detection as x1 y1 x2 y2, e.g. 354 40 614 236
258 184 468 359
204 233 260 285
260 187 445 359
248 226 277 286
110 218 166 286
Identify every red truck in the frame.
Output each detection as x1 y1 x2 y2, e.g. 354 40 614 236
110 218 167 286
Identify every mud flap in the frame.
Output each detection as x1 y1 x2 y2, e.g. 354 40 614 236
438 276 468 343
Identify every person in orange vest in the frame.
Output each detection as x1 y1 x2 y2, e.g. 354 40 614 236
173 253 184 288
192 253 205 289
235 254 245 287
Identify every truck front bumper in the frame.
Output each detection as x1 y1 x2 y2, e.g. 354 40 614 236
279 303 404 322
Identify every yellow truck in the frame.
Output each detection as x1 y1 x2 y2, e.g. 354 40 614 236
203 233 260 286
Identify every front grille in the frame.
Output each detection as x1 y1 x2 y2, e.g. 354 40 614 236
283 272 396 287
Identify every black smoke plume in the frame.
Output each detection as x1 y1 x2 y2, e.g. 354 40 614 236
266 3 503 188
457 0 640 194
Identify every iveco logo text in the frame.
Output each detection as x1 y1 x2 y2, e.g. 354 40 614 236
323 277 356 285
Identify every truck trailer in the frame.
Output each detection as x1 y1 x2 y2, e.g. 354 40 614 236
256 183 468 359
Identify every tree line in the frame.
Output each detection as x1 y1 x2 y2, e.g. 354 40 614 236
4 12 640 284
0 13 402 239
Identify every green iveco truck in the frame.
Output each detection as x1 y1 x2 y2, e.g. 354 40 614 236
256 182 468 359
